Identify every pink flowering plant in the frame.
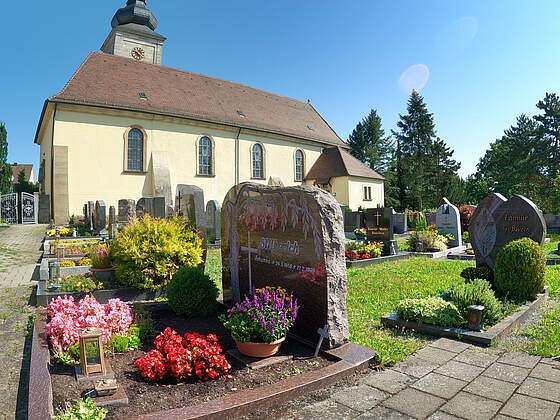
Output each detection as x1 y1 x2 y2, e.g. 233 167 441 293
45 295 134 361
219 287 299 343
87 243 112 269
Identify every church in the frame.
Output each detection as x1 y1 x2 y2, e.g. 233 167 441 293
34 0 385 224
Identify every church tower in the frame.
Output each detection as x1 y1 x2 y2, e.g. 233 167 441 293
101 0 166 65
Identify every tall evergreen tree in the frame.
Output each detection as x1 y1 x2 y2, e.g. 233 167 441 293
534 93 560 178
429 137 461 207
0 123 11 195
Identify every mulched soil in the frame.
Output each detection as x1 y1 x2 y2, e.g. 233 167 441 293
50 304 334 419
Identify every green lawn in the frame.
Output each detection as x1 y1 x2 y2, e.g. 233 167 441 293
543 234 560 255
522 304 560 357
205 248 222 294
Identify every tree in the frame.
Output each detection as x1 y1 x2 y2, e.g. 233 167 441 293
0 123 11 195
463 175 491 205
13 169 39 195
347 109 393 174
428 137 462 206
534 93 560 178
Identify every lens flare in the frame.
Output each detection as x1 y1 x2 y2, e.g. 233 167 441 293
398 64 430 93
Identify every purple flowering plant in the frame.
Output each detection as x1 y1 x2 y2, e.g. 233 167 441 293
87 243 112 269
219 286 299 343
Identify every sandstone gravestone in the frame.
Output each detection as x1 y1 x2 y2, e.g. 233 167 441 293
344 212 363 233
393 213 407 234
136 197 155 218
222 182 349 349
176 185 206 234
470 194 546 269
436 198 462 248
205 200 221 243
95 201 107 235
118 199 136 225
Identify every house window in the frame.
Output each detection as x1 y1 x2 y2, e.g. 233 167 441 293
127 128 144 172
294 149 305 181
251 143 265 179
364 186 372 201
198 136 213 175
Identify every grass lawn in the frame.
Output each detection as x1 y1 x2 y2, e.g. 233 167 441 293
205 248 222 294
522 303 560 357
543 234 560 254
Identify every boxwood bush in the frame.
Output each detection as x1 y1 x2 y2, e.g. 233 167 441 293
396 297 462 327
167 267 219 317
494 238 545 301
111 215 203 290
449 279 502 327
460 266 493 284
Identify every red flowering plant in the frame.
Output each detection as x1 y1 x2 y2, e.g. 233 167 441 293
134 327 231 382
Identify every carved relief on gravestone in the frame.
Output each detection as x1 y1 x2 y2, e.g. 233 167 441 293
436 198 462 248
205 200 221 243
470 194 546 269
118 199 136 225
221 182 349 349
176 185 206 234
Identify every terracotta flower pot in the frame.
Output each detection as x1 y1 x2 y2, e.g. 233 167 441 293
235 337 286 358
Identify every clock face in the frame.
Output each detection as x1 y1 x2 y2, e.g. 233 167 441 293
131 47 146 61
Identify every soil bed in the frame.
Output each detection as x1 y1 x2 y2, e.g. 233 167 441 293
50 304 334 419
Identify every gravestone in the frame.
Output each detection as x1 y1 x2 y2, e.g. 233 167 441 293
136 197 154 218
38 194 51 224
363 208 396 255
268 177 285 187
393 213 407 234
426 212 437 227
108 206 116 226
222 182 349 349
544 214 560 234
87 201 95 230
344 212 362 233
153 197 166 219
94 201 108 235
83 204 88 222
118 199 136 225
436 198 462 248
470 194 546 269
176 185 206 234
205 200 221 243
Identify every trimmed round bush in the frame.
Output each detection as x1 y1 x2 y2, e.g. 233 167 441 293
167 267 219 317
111 215 203 290
460 266 493 284
396 297 462 327
450 279 502 327
494 238 545 301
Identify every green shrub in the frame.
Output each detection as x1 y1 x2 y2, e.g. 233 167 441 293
167 267 219 317
495 238 546 301
52 343 80 366
60 274 105 293
449 279 503 327
111 215 203 290
406 228 447 251
53 398 107 420
131 305 156 343
396 297 462 327
460 266 493 284
108 332 140 353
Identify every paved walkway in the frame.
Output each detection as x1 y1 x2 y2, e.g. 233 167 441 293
285 338 560 420
0 225 46 288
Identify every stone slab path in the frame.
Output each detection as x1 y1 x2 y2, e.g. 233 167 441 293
282 338 560 420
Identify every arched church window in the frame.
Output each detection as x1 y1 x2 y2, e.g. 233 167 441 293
294 149 305 181
251 143 265 179
127 128 144 172
198 136 213 175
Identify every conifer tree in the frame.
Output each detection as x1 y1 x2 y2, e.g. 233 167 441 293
0 123 11 195
534 93 560 178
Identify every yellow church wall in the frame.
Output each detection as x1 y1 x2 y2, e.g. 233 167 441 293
49 105 327 218
39 112 54 196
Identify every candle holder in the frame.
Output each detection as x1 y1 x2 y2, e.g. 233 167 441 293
79 327 106 377
467 305 484 331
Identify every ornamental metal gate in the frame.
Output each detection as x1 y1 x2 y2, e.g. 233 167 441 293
0 193 18 224
21 192 36 224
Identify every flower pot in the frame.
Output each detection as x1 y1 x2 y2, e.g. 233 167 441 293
90 267 115 284
234 337 286 358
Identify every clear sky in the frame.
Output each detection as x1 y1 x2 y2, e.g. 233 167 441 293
3 1 560 177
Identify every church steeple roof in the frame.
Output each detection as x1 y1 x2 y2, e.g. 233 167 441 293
111 0 158 32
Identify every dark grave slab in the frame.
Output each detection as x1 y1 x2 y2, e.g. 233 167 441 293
153 197 166 219
118 199 136 225
363 208 394 244
136 197 154 218
344 211 363 233
222 182 349 349
469 193 507 267
393 213 407 234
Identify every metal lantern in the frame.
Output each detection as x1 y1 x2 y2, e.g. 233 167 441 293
49 261 62 283
79 327 106 377
467 305 484 331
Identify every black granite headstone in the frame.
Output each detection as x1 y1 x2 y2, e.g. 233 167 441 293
364 208 394 243
344 212 363 232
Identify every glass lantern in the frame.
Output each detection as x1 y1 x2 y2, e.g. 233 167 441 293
79 327 106 377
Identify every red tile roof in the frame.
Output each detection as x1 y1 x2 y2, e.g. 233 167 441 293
46 52 346 148
305 147 384 181
11 164 34 183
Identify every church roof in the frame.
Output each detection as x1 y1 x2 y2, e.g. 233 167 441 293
43 52 346 148
305 147 385 181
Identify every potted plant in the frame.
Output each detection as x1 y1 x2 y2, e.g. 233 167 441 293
88 243 114 284
220 287 300 358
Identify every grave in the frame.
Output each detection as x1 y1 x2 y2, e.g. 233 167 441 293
205 200 221 243
544 214 560 234
363 207 397 255
153 197 166 219
469 194 546 269
136 197 154 218
95 201 108 236
176 185 206 234
118 199 136 225
221 182 349 349
435 198 462 248
393 212 407 234
109 206 116 226
344 211 362 233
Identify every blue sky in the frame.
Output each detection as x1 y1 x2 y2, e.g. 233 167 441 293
3 1 560 177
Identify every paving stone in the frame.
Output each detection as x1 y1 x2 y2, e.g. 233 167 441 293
332 384 389 412
382 388 445 419
430 338 470 354
453 348 500 368
500 393 560 420
356 406 413 419
415 346 457 364
498 351 542 369
518 377 560 403
434 360 485 382
364 369 415 394
541 358 560 368
411 373 467 399
483 362 530 384
291 399 360 420
463 375 518 402
493 415 519 420
440 391 502 420
530 363 560 383
428 412 463 420
392 356 440 379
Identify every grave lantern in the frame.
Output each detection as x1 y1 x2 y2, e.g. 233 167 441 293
467 305 484 331
79 327 106 377
49 261 61 284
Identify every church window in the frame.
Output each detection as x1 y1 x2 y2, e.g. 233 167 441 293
198 136 213 176
251 143 265 179
294 149 305 181
127 128 144 172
